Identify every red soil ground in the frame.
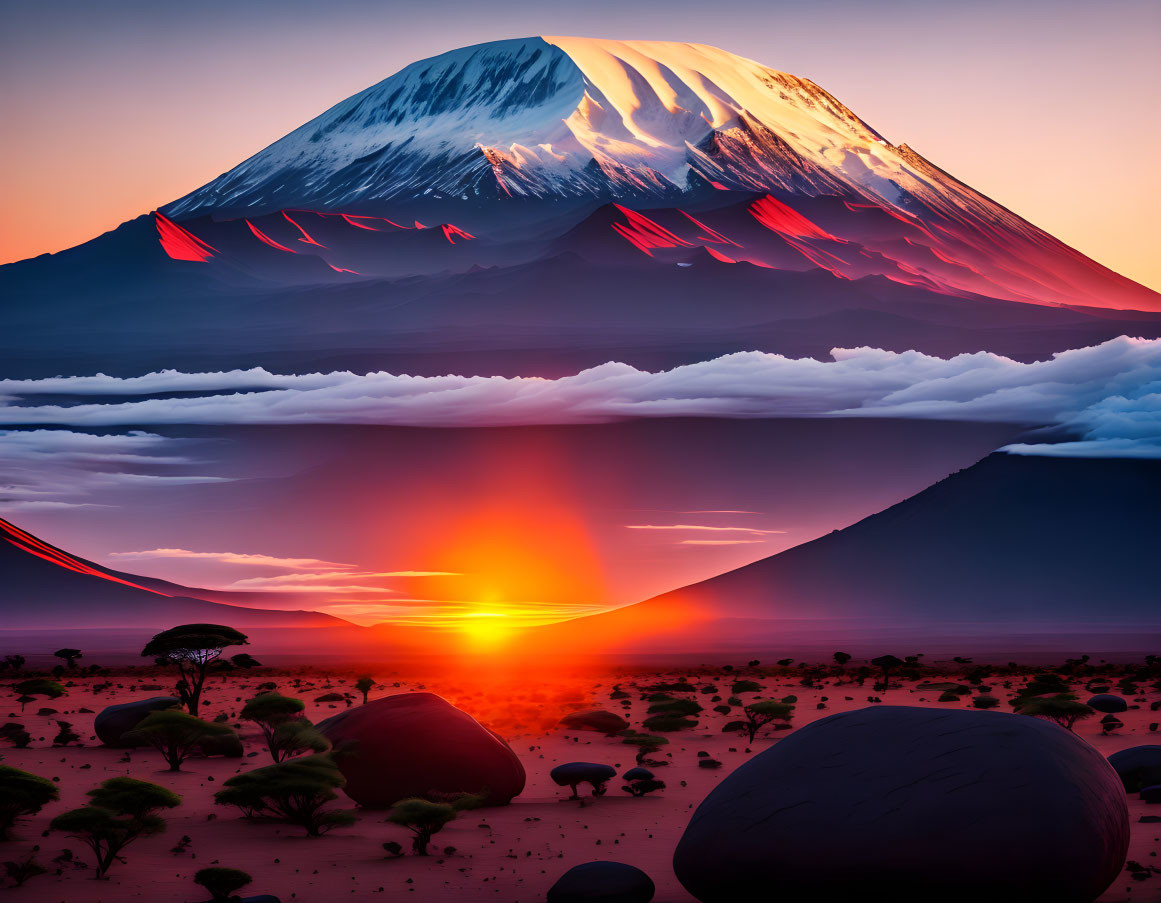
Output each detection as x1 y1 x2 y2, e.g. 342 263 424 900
2 662 1158 902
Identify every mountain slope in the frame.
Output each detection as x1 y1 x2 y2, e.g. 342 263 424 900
0 517 350 630
529 453 1161 651
1 36 1157 381
156 35 1157 313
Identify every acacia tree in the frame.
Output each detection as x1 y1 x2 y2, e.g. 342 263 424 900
50 777 181 878
833 651 852 670
355 676 374 705
1014 694 1095 732
214 754 355 836
0 765 60 840
386 799 457 855
123 709 237 771
724 699 795 743
240 692 329 762
621 732 668 764
871 655 905 689
141 624 248 716
13 678 65 711
53 648 83 669
194 867 252 901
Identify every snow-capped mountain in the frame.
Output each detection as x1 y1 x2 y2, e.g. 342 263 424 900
3 35 1159 381
159 36 1158 313
166 37 888 212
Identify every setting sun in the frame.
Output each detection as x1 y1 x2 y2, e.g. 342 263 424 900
459 611 514 650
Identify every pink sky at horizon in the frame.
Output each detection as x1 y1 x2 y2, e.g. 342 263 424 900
1 0 1158 292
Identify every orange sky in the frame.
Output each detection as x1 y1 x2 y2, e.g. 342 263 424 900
1 1 1158 291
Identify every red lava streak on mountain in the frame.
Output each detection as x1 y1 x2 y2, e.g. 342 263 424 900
612 204 695 255
0 518 171 595
442 224 475 244
750 195 840 241
246 220 297 253
154 212 215 261
282 211 327 247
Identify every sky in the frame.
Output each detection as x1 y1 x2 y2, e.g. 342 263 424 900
1 0 1159 290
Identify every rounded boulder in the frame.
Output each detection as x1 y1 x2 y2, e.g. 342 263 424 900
673 705 1128 903
317 692 524 807
559 710 630 735
547 861 655 903
1108 746 1161 792
94 696 180 747
1086 694 1128 713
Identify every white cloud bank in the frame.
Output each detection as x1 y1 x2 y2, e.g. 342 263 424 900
2 337 1158 456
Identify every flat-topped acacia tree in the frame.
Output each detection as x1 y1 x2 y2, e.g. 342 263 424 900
124 709 238 771
214 754 355 836
0 765 60 840
724 699 796 743
386 799 458 855
194 867 253 901
50 777 181 878
53 648 83 669
141 624 248 717
241 692 329 762
13 678 65 711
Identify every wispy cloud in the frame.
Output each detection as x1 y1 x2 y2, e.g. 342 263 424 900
108 548 355 570
313 598 609 628
0 429 228 514
679 539 769 546
625 524 786 534
221 570 459 591
680 509 762 515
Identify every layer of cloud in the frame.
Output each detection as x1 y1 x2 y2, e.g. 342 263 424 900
0 429 229 514
1 337 1158 456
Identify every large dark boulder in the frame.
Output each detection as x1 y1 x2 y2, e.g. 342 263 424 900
674 706 1128 903
1086 694 1128 713
94 696 180 747
559 710 630 735
546 861 655 903
1108 746 1161 792
316 692 524 807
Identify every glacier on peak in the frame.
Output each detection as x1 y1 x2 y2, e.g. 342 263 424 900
164 36 919 215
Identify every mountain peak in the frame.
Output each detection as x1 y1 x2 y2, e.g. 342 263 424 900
163 35 902 216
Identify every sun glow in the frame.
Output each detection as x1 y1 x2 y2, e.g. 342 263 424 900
459 610 514 650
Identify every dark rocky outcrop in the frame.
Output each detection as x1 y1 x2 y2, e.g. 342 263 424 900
317 692 524 807
546 861 655 903
94 696 180 747
1086 694 1128 713
673 706 1129 903
1108 746 1161 792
